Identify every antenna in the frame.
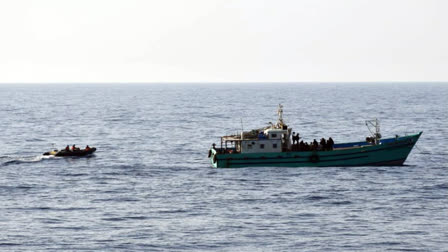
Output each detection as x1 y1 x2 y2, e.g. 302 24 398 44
240 118 244 140
276 104 284 128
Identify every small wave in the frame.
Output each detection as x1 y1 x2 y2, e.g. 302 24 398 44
50 226 86 231
367 241 402 246
433 183 448 190
422 183 448 190
7 206 95 211
26 138 45 142
64 173 89 177
158 209 189 214
394 230 428 235
294 213 317 218
329 200 352 205
125 216 149 220
0 243 20 247
102 217 126 222
304 195 328 201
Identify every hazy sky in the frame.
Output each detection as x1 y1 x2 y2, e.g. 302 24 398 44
0 0 447 83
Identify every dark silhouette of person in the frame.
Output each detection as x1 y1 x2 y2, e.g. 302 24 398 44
328 137 334 150
292 132 300 145
299 140 304 151
313 139 318 150
320 138 327 150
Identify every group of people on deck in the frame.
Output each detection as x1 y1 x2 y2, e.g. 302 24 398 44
291 132 334 151
65 145 91 151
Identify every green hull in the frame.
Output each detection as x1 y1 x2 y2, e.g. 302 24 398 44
209 132 422 168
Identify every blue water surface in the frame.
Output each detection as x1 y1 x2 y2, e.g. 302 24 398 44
0 83 447 251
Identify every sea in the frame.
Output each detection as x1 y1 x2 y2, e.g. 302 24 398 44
0 83 447 251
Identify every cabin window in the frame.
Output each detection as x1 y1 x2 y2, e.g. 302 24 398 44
260 144 265 149
273 143 278 148
271 134 277 138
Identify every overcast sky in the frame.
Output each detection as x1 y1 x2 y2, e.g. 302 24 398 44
0 0 447 83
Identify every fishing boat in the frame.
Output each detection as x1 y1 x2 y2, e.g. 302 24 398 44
208 105 421 168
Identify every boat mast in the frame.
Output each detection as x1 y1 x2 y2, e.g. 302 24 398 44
366 118 382 144
375 118 380 144
276 104 284 128
240 118 244 140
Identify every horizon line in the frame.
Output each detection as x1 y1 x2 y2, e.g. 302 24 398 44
0 81 448 85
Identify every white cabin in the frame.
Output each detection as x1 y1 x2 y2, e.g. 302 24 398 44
236 128 291 153
240 139 281 153
219 104 293 154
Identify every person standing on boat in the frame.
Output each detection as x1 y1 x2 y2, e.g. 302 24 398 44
320 138 327 150
328 137 334 150
292 132 300 145
65 145 70 151
312 139 318 150
305 142 311 151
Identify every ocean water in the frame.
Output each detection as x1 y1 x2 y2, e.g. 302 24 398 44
0 83 447 251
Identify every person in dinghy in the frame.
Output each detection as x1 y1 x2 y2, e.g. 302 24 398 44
43 145 96 157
